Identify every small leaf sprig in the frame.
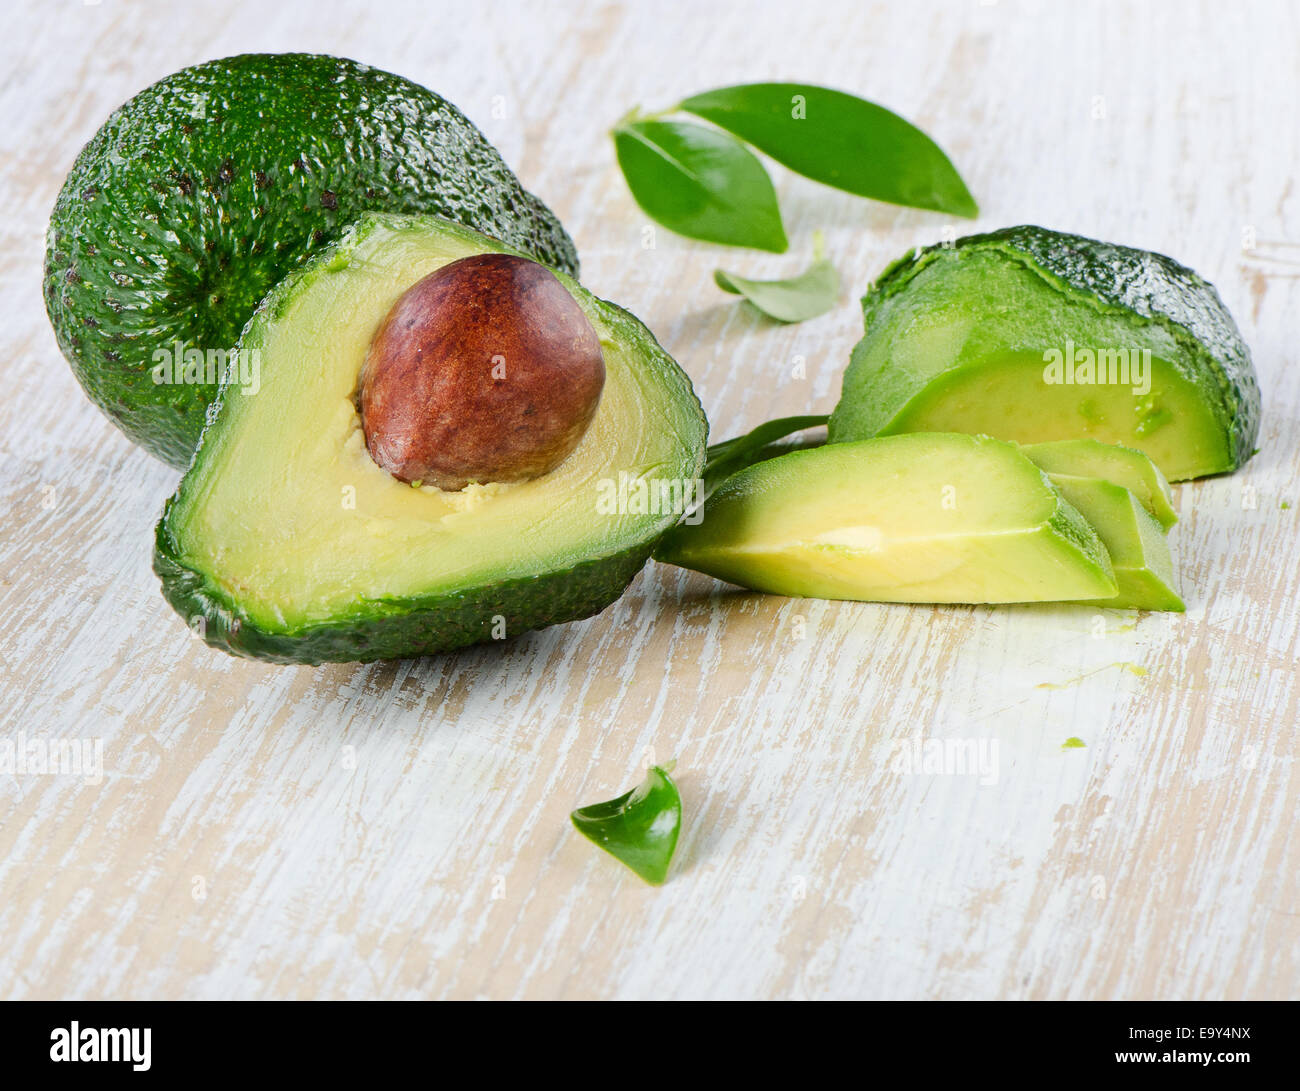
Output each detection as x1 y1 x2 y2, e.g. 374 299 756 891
612 82 979 254
714 230 840 322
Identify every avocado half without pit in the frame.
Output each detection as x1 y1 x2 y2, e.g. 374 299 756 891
153 213 706 664
360 254 606 491
828 225 1260 482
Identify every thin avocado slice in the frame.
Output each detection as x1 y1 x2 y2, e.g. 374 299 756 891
1046 474 1184 611
1020 439 1178 530
827 226 1260 481
655 433 1118 604
44 53 578 468
153 213 706 664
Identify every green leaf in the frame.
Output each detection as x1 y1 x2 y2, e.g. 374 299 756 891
703 414 828 495
612 119 788 251
680 82 978 218
571 764 682 885
714 231 840 322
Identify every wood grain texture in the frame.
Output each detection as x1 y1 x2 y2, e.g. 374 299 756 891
1 0 1297 1000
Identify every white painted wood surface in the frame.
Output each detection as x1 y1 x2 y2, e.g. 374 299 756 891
2 0 1297 1000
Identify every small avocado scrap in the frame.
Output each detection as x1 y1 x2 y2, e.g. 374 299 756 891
1017 439 1181 610
44 53 579 467
1020 438 1177 530
655 433 1119 604
153 214 706 664
828 226 1260 481
1045 474 1183 611
571 765 682 886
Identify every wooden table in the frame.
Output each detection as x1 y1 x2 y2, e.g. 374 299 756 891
2 0 1296 1000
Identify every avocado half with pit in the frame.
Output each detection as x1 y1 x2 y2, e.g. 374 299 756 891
44 53 578 468
154 213 706 664
828 226 1260 480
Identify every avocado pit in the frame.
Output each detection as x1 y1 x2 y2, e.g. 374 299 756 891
360 253 605 490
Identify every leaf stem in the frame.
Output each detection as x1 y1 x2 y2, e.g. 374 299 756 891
611 103 677 134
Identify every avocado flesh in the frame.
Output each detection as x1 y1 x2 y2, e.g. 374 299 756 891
1045 475 1183 611
655 433 1117 604
155 214 706 663
880 351 1225 481
828 227 1259 481
44 53 578 468
1020 439 1177 530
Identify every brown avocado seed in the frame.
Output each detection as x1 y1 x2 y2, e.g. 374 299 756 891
359 253 606 490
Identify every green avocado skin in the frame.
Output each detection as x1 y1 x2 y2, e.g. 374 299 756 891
152 214 706 666
44 53 579 469
829 225 1261 471
154 518 657 664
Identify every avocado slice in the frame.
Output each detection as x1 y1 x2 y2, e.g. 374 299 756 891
1044 475 1183 611
154 214 706 664
655 433 1118 604
44 53 578 468
1019 439 1178 530
827 226 1260 481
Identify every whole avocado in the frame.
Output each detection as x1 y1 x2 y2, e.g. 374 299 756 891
43 53 579 468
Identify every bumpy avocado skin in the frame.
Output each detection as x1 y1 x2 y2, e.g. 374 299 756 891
831 225 1260 472
44 53 579 468
152 215 706 665
154 519 660 664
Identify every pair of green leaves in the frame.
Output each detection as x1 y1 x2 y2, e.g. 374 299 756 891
613 82 978 255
